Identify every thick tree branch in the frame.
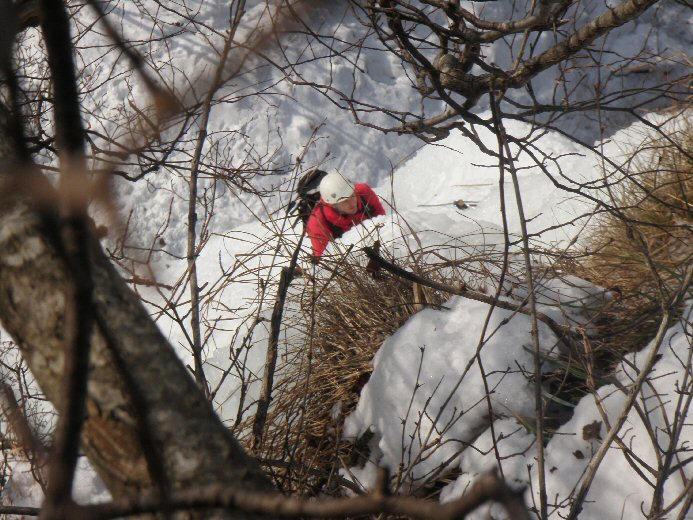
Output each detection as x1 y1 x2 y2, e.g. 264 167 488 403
376 0 662 112
38 1 95 516
73 470 530 520
509 0 662 88
252 233 305 449
362 246 575 343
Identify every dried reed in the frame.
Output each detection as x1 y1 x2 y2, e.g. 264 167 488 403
573 115 693 358
244 249 450 496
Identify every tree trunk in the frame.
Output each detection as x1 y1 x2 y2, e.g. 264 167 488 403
0 106 273 517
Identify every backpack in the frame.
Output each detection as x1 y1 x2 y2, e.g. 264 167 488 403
287 168 329 227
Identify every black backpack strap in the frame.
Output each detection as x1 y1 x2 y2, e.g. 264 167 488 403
359 195 372 218
318 203 345 239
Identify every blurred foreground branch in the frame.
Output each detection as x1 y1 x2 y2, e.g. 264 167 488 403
68 470 531 520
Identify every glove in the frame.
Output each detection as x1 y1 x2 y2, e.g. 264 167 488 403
365 240 381 278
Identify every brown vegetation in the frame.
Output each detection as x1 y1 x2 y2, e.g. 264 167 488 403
570 115 693 359
247 248 452 496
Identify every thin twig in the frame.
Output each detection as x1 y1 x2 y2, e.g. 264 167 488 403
491 92 548 520
0 505 41 516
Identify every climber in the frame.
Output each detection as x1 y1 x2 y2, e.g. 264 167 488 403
305 171 385 259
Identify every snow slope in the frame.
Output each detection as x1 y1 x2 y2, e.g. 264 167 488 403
1 0 691 518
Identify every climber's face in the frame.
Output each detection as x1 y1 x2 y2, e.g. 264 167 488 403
332 194 358 215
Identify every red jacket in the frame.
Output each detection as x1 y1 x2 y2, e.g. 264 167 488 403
306 183 385 258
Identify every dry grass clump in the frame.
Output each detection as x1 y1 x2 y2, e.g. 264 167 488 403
247 250 451 496
571 114 693 358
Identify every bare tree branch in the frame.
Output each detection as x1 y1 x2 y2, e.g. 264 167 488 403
73 470 531 520
362 246 576 343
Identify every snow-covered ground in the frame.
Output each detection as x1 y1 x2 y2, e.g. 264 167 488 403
343 294 693 519
1 0 691 518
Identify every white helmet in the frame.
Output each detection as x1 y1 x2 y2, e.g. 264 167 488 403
319 172 355 204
